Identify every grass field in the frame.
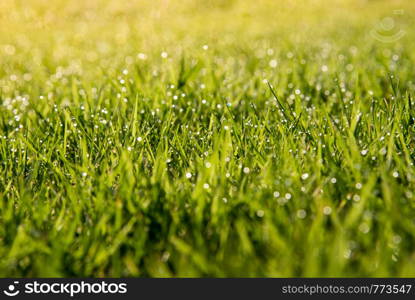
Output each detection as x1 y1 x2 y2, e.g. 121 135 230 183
1 0 415 277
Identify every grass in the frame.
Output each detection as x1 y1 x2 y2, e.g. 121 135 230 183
1 0 415 277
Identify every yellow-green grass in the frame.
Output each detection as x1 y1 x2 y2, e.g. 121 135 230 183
1 0 415 276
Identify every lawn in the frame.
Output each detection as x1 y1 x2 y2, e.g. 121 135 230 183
1 0 415 277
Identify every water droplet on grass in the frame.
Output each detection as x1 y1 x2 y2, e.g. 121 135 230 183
256 210 265 217
297 209 307 219
269 59 278 68
323 206 332 215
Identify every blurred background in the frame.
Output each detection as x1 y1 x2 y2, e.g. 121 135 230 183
1 0 413 79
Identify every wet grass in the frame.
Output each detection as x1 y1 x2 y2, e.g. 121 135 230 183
1 0 415 276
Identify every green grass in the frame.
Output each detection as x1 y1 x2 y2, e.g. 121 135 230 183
1 0 415 277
